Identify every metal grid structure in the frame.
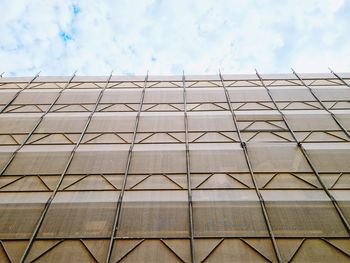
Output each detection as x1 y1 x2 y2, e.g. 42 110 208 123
0 72 349 262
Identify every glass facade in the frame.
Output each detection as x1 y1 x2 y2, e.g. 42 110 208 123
0 72 349 262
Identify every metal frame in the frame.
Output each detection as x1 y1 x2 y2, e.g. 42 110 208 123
329 67 350 88
0 71 77 175
3 171 349 193
182 72 196 263
106 72 149 263
19 73 114 262
292 68 350 140
219 71 283 263
1 236 348 262
0 73 349 262
0 72 40 114
256 69 350 234
1 128 348 148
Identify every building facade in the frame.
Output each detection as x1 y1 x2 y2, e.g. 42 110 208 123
0 72 349 262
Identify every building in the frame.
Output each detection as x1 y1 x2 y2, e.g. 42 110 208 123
0 72 349 262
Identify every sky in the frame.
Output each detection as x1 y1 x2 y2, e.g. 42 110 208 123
0 0 349 76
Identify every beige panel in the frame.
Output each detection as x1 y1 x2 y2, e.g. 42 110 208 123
118 191 188 238
304 143 350 172
186 88 226 103
188 112 234 131
0 146 17 170
130 144 186 174
138 112 184 132
227 87 271 102
0 113 41 133
87 112 137 132
5 145 73 175
57 89 100 103
193 190 265 236
0 192 49 238
284 110 341 131
190 143 249 173
292 239 350 262
312 86 350 101
269 86 315 101
38 191 119 238
199 239 273 262
143 88 183 103
36 113 89 133
335 110 350 129
28 240 96 262
67 144 129 174
0 203 45 238
193 201 268 237
247 143 312 172
13 90 59 104
266 200 347 237
0 90 17 104
111 239 184 263
101 89 142 103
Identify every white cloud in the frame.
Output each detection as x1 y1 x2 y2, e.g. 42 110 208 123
0 0 349 76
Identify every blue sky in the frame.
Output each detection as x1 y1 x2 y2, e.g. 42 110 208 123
0 0 349 76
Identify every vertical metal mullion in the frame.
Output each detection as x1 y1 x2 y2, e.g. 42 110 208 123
0 72 41 114
256 69 350 235
106 72 148 263
292 68 350 139
182 72 195 263
0 72 77 176
219 71 282 263
20 73 113 263
328 67 350 88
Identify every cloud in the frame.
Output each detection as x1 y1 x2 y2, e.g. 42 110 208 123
0 0 349 76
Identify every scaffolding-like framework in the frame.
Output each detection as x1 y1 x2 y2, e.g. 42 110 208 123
0 71 349 262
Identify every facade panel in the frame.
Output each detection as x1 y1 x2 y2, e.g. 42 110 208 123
0 73 349 262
